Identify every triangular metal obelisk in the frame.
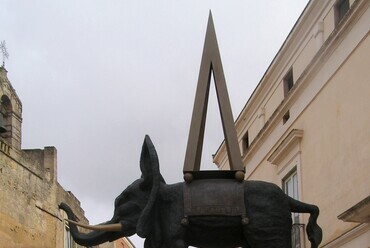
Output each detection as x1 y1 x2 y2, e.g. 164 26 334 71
183 12 244 182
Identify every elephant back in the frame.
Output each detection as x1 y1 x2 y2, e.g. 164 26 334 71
184 178 246 217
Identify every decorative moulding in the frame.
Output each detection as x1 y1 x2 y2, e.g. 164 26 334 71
267 129 303 166
338 195 370 223
215 0 368 171
322 223 369 248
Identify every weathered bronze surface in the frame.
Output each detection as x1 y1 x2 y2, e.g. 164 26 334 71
60 137 322 248
59 12 322 248
183 12 244 175
60 135 323 248
184 179 245 216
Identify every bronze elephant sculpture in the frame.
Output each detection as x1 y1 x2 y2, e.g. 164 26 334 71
59 135 322 248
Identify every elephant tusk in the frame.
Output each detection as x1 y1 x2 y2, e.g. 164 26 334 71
65 219 123 232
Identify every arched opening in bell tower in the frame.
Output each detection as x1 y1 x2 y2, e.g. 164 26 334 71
0 95 12 141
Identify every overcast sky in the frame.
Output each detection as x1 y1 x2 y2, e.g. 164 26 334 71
1 0 309 246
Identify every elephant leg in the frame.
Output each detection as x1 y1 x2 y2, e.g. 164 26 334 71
171 239 187 248
243 228 291 248
244 235 290 248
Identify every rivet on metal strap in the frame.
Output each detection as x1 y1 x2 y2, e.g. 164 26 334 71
181 217 189 226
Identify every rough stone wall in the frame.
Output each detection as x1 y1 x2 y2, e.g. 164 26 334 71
0 67 22 152
0 67 115 248
113 238 136 248
0 144 89 248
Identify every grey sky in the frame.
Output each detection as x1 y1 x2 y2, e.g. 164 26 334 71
1 0 309 246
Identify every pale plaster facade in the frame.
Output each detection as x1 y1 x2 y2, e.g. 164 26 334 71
214 0 370 247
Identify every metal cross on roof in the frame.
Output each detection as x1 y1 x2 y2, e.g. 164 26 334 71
183 12 244 182
0 41 9 67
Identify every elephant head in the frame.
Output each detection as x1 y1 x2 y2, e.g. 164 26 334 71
59 135 165 247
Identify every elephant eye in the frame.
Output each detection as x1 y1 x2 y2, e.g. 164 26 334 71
117 202 137 215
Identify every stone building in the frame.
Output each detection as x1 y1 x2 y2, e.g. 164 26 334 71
113 238 136 248
214 0 369 247
0 67 136 248
0 66 88 247
0 66 134 247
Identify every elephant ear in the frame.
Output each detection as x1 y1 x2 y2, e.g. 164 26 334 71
137 135 164 240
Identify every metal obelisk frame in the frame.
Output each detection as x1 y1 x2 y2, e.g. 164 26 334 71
183 12 245 182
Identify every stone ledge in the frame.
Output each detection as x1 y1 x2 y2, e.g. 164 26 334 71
338 195 370 223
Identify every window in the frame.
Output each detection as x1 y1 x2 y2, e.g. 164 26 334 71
283 69 294 97
242 131 249 154
335 0 350 26
61 209 75 248
268 129 304 248
0 111 6 134
283 110 290 124
283 170 299 223
283 170 302 248
0 95 11 137
64 225 74 248
291 223 304 248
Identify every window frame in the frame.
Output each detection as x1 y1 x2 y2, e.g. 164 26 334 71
283 169 300 224
283 68 294 97
268 130 304 223
335 0 350 26
283 110 290 125
242 131 249 155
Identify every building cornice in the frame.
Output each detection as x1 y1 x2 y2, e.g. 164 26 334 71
338 195 370 223
243 0 368 176
321 223 369 247
267 129 303 166
214 0 324 165
233 0 329 133
214 0 368 170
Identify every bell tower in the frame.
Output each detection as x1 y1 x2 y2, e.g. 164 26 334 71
0 66 23 153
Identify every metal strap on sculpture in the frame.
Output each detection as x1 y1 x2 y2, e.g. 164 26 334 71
183 12 245 182
181 11 247 225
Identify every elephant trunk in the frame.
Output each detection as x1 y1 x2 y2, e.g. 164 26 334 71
65 219 122 232
59 203 124 247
